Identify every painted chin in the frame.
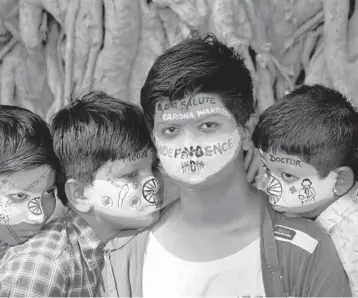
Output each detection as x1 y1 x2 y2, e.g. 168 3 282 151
0 223 43 245
139 203 162 213
273 202 317 215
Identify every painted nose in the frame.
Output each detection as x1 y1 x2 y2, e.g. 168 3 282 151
27 197 45 224
142 177 160 204
182 129 198 148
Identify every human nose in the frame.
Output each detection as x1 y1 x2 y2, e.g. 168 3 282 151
182 129 197 148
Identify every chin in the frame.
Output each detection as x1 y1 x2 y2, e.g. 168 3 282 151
272 204 317 217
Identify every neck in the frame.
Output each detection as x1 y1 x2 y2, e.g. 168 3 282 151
178 162 258 228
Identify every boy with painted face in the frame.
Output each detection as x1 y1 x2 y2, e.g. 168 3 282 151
100 35 351 297
253 84 358 295
0 105 65 248
0 91 163 297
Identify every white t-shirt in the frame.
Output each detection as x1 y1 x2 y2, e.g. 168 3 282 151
142 232 265 297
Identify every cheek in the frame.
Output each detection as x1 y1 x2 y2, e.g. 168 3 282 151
41 195 56 219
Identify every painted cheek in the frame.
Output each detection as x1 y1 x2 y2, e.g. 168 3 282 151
266 175 283 205
114 183 129 208
257 172 270 191
27 197 45 224
141 177 160 204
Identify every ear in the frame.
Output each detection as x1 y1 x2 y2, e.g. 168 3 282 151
65 179 93 213
333 166 355 196
241 113 259 151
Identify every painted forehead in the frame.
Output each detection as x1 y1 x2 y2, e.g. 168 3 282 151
97 148 156 180
154 93 233 124
260 150 318 176
0 166 55 193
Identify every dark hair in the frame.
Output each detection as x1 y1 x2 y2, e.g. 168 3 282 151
252 84 358 178
140 34 255 129
0 105 58 174
0 105 62 201
51 91 154 186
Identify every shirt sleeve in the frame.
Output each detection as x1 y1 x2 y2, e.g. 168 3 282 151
302 232 352 297
0 253 68 297
330 213 358 296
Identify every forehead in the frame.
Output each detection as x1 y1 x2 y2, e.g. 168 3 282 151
0 165 55 192
153 93 234 126
96 148 156 180
261 149 319 176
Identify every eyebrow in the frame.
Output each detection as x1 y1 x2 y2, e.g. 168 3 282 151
156 113 227 126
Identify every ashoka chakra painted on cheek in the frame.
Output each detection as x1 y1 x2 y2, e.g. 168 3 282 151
28 197 43 215
142 178 159 204
266 176 283 205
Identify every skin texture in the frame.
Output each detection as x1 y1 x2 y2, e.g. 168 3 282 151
151 92 262 262
258 149 354 217
66 148 165 243
0 165 56 245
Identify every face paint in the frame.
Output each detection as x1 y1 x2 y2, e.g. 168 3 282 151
90 175 162 218
257 150 339 214
0 166 56 245
156 95 217 112
101 196 113 207
261 168 337 213
132 181 141 190
155 129 240 184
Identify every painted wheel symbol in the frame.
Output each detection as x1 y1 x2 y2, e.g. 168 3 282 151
129 197 141 207
101 196 113 207
266 176 282 205
142 178 159 204
132 182 141 190
28 197 43 215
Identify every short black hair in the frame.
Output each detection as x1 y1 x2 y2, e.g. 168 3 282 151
0 105 58 175
253 84 358 178
0 105 62 202
51 91 154 186
141 34 255 129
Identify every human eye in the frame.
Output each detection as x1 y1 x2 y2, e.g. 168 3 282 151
45 187 56 196
122 170 139 180
8 192 30 202
281 172 299 183
162 127 179 136
199 122 219 131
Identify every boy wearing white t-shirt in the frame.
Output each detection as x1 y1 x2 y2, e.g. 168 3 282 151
253 84 358 295
100 35 351 297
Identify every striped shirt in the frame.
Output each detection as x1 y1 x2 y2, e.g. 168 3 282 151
0 209 104 297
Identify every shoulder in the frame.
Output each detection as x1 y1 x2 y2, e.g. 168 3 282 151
272 211 329 254
1 218 70 267
25 218 70 258
0 219 74 291
0 250 67 297
269 212 351 297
